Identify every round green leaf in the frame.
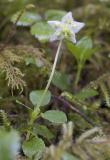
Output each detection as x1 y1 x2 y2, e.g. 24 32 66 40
75 88 98 101
31 22 54 42
11 11 41 26
52 71 69 91
41 110 67 124
45 9 67 20
66 36 95 63
29 90 51 107
33 124 54 140
22 137 45 159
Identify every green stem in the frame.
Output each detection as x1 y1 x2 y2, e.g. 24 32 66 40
27 40 62 138
74 63 82 87
37 39 62 106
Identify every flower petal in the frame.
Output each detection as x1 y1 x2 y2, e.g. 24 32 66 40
50 28 64 42
48 20 61 29
61 12 74 23
49 28 62 41
72 21 85 33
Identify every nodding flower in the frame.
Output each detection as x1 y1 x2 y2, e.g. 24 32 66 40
48 12 85 43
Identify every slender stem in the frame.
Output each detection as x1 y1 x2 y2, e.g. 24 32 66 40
27 40 62 138
74 63 82 87
44 40 62 94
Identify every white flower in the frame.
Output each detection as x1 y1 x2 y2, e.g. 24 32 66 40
48 12 85 43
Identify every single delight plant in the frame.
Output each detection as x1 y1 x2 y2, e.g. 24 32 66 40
29 12 85 129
